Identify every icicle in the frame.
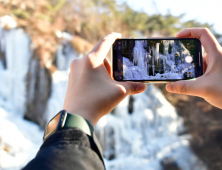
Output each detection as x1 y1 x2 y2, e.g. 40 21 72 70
56 45 66 70
0 26 31 114
156 43 159 65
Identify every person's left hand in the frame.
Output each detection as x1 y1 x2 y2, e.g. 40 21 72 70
63 33 146 126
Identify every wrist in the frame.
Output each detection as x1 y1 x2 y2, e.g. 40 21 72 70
43 110 95 141
63 106 97 126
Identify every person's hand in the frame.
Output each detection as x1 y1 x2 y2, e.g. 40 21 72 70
63 33 146 125
166 28 222 109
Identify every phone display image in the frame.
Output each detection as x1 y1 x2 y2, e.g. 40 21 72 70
113 39 202 81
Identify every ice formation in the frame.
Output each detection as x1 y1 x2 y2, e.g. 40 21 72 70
96 85 206 170
0 16 206 170
0 17 43 169
45 38 80 123
0 19 31 114
123 40 195 80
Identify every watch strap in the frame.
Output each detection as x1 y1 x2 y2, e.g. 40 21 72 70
64 113 94 136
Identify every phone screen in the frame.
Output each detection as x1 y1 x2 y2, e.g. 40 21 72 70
112 38 203 82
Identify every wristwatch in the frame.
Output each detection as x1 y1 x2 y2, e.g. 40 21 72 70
43 110 94 141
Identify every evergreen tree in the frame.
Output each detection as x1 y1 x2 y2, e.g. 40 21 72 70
168 43 172 54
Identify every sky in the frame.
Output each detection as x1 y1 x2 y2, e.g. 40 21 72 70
117 0 222 34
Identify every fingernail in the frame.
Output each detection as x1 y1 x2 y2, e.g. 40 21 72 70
167 83 174 92
136 84 145 92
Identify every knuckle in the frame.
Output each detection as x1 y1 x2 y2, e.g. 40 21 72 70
70 59 79 69
176 83 188 94
87 52 96 59
202 27 210 34
126 82 136 95
70 58 83 72
100 33 115 42
70 60 77 74
99 37 105 42
70 57 91 75
116 86 126 97
100 36 108 42
115 82 134 97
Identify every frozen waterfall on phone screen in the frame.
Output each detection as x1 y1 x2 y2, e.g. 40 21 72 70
123 40 195 80
0 16 206 170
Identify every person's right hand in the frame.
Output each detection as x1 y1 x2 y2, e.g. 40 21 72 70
166 28 222 109
63 33 146 126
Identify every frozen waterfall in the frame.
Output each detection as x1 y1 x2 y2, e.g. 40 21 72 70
0 24 31 114
0 16 206 170
123 40 195 80
95 85 206 170
0 17 43 170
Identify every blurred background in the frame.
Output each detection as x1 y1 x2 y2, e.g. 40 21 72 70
0 0 222 170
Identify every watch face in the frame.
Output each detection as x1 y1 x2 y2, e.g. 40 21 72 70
43 110 67 141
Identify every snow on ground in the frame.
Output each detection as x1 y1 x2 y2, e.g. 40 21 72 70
0 107 43 170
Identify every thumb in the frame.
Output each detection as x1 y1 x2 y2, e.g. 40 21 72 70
121 82 146 95
166 79 202 96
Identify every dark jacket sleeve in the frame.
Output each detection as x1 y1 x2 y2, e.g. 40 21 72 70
22 127 105 170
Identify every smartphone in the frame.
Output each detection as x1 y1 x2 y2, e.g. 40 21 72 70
112 38 203 83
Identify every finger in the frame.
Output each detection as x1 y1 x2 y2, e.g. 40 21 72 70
88 32 122 66
166 78 204 97
203 54 208 73
120 82 146 95
103 58 111 76
175 28 221 54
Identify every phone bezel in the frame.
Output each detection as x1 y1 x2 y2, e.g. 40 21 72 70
112 37 203 83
